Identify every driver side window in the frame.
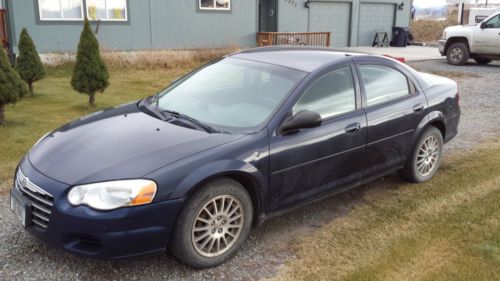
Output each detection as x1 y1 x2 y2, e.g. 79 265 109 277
485 15 500 28
293 67 356 119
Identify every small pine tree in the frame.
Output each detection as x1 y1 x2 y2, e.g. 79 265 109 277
16 28 46 96
71 19 109 106
0 47 28 124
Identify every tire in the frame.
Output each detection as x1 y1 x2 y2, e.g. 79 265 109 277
399 127 444 183
474 57 492 65
446 42 470 65
168 178 253 268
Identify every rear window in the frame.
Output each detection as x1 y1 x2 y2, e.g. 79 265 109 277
359 65 411 106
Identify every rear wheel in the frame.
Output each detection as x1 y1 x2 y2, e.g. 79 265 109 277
399 127 443 183
446 42 469 65
474 57 492 65
169 178 253 268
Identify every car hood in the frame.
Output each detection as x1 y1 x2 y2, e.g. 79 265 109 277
28 102 241 185
445 25 475 33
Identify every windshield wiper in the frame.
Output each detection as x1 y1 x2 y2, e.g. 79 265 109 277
161 109 224 134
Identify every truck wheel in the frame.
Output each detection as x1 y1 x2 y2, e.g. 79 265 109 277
446 42 469 65
399 127 443 183
474 57 492 65
169 178 253 268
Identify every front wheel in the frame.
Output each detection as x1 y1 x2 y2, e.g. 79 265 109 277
399 127 443 183
169 178 253 268
446 42 469 65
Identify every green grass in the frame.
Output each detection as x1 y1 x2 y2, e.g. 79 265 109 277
273 141 500 281
0 63 192 193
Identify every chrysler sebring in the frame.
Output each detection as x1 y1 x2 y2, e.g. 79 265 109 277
10 47 460 268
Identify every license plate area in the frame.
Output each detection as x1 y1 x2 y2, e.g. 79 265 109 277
10 191 31 227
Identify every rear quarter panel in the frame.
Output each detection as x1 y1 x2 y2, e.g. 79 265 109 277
417 72 460 143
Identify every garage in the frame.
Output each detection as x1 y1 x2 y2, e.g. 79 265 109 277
358 3 396 46
308 2 351 47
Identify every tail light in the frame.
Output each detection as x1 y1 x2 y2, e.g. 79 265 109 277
383 54 406 63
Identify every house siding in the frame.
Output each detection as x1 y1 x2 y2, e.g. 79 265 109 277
8 0 258 53
7 0 412 53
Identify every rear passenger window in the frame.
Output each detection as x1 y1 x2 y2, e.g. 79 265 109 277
293 67 356 119
359 65 411 106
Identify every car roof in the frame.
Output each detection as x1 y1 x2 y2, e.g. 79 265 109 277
229 47 368 72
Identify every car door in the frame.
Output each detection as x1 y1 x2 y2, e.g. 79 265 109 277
269 65 367 210
355 58 428 178
475 14 500 54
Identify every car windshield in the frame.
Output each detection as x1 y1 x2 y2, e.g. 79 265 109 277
155 58 307 133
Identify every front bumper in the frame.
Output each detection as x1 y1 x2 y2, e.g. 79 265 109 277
10 159 184 259
438 40 446 56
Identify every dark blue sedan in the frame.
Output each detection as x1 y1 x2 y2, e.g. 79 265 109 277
10 47 460 268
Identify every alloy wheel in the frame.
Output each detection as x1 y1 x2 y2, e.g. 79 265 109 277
191 195 244 257
416 135 440 177
449 48 463 64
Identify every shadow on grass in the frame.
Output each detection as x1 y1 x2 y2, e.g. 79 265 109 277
0 119 28 128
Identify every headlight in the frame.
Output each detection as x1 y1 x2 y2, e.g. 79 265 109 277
68 179 157 211
442 31 447 40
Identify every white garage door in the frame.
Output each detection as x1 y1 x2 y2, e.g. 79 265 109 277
358 3 395 46
309 2 351 47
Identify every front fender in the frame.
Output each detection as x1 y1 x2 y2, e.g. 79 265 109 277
169 159 267 208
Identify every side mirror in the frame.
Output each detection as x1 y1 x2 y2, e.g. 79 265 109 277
278 110 322 135
480 22 487 29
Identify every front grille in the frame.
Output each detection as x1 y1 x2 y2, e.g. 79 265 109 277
15 169 54 229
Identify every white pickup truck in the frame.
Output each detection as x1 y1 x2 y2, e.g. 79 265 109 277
439 12 500 65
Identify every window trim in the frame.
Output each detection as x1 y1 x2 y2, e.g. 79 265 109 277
37 0 129 22
198 0 231 11
356 63 417 109
86 0 128 22
37 0 85 21
292 65 359 122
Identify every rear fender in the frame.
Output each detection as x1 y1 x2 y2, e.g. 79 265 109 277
411 111 446 148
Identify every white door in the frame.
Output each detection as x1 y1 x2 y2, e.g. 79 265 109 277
309 2 351 47
474 14 500 54
358 3 395 46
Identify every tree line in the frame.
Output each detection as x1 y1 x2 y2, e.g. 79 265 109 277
0 19 109 124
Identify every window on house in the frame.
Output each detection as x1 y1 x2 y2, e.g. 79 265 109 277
199 0 231 11
87 0 127 21
38 0 84 21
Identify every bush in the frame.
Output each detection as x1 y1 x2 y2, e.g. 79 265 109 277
0 47 28 124
71 19 109 106
411 12 458 43
16 28 45 95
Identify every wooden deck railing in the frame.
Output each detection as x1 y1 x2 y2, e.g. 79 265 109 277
0 9 8 50
257 32 331 47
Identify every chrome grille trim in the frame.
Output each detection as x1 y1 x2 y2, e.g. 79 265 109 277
31 202 51 214
17 169 52 197
15 169 54 229
32 219 48 229
19 186 54 207
32 212 50 222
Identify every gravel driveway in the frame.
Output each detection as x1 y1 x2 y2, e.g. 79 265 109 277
1 60 499 281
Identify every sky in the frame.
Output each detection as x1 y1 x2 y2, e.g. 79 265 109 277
413 0 447 8
414 0 500 8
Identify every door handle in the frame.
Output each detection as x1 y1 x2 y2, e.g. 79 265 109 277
413 103 424 113
345 122 361 134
